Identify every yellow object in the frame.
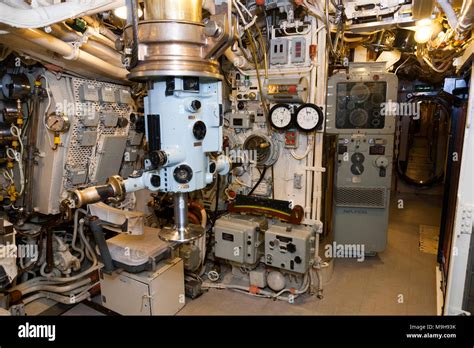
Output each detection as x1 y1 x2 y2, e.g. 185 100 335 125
54 135 61 145
7 161 14 169
12 140 18 148
7 186 17 202
17 117 23 126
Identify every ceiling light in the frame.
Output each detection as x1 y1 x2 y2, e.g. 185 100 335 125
414 19 434 44
113 6 143 20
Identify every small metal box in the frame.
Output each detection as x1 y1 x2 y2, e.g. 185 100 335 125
80 84 99 102
214 214 265 265
79 131 98 146
116 89 133 104
264 221 316 274
100 87 116 103
99 258 185 315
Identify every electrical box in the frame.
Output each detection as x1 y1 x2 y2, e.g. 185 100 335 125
80 112 100 127
264 221 315 274
69 168 88 185
270 38 289 65
100 86 116 103
116 89 133 104
99 258 185 315
79 131 98 146
80 84 99 102
102 110 119 127
214 214 266 265
94 135 128 183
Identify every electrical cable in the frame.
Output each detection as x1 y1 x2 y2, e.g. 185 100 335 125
247 165 268 196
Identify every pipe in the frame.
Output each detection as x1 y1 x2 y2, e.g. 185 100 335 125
20 277 91 296
88 217 115 274
225 47 254 70
82 16 119 44
5 28 128 80
203 0 216 15
174 193 189 233
0 0 125 29
49 23 123 66
456 0 473 34
436 0 459 30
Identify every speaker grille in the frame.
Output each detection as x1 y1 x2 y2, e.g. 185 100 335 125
335 187 386 208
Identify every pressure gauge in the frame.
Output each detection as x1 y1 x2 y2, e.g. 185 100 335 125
45 113 70 133
269 104 293 130
295 103 324 132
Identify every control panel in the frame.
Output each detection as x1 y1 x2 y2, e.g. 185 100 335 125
264 221 316 274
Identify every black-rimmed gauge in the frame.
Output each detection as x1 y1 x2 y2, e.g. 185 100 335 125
45 113 70 133
351 164 365 176
269 104 293 130
295 103 324 132
351 152 365 164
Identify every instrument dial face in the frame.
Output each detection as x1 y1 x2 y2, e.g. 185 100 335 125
295 104 323 132
351 164 365 176
269 104 293 130
45 113 70 133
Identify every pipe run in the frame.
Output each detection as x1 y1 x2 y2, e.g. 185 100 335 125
5 27 127 80
0 0 125 29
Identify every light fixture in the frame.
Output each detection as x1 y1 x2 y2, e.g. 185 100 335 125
414 19 434 44
113 6 143 20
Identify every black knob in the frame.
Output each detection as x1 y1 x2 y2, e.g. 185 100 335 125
150 175 161 188
287 243 296 253
294 256 302 264
191 100 202 112
117 117 129 128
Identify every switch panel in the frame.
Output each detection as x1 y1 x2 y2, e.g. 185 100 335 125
291 37 306 63
270 38 289 65
284 130 298 148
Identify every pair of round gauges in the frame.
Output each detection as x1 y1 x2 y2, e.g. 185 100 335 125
269 103 324 132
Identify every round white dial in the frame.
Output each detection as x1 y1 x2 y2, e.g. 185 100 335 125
295 104 323 132
45 113 70 133
270 104 292 130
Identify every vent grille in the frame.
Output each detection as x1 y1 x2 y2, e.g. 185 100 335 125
335 187 386 208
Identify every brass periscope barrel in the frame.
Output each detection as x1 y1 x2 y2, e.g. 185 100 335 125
144 0 203 22
124 0 231 81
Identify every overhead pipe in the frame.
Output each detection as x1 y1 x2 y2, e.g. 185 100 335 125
0 0 125 29
5 28 128 80
49 23 123 67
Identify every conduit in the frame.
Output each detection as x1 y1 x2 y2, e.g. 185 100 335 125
4 28 128 80
0 0 125 29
